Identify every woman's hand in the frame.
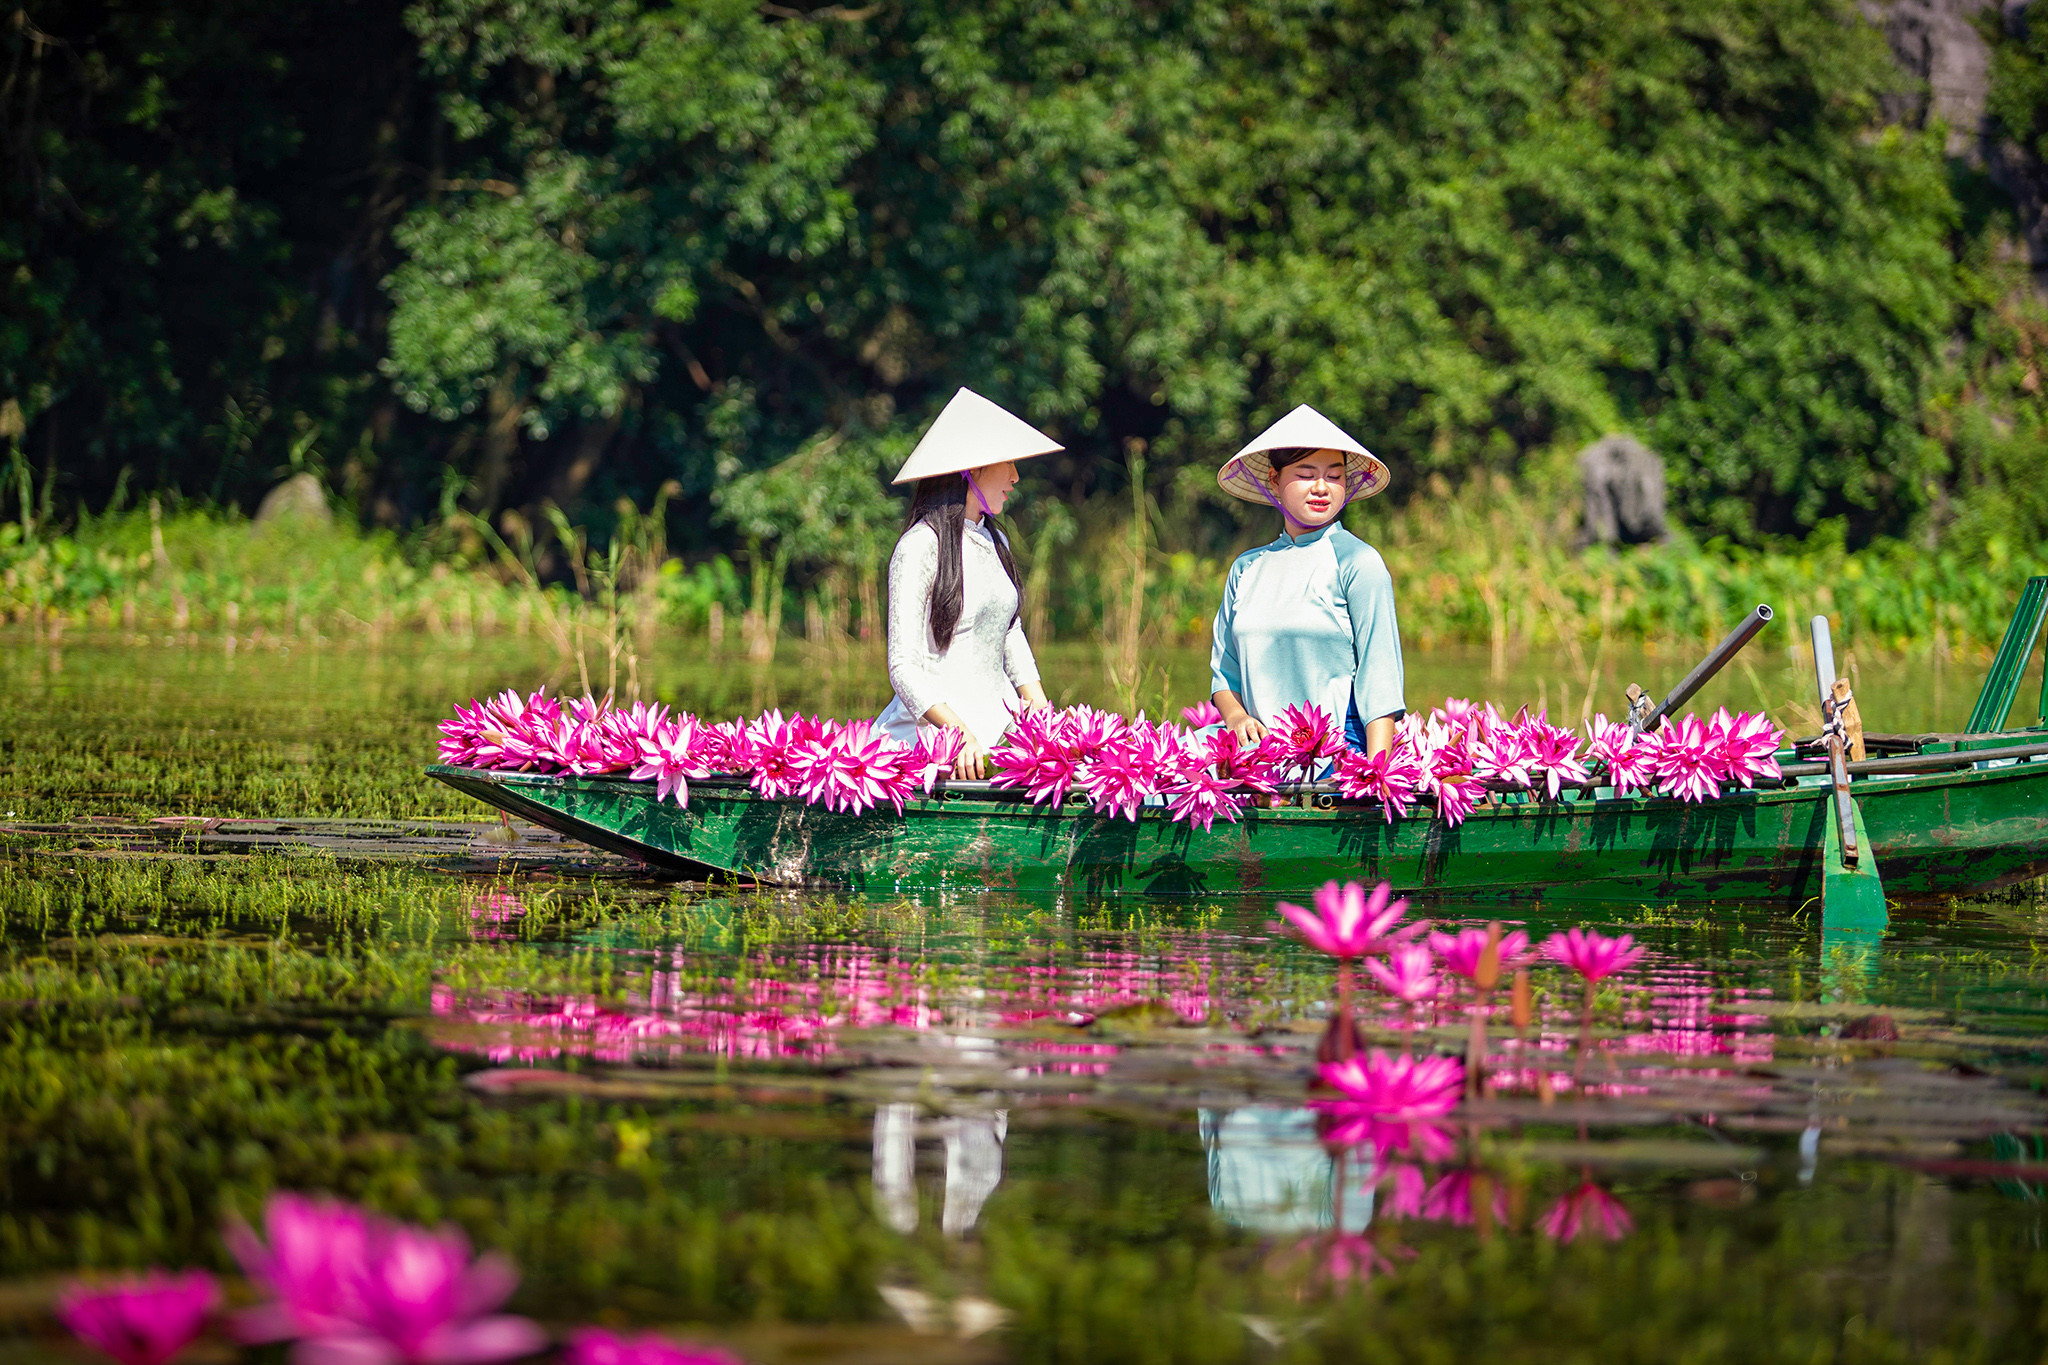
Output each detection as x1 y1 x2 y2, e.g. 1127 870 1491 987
952 738 992 780
1213 690 1266 746
1016 681 1052 715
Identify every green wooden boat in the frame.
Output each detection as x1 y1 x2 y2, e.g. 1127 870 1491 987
427 580 2048 904
428 738 2048 902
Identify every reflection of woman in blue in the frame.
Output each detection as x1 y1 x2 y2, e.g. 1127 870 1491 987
1199 1105 1372 1233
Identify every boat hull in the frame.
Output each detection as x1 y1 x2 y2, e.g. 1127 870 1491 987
427 760 2048 903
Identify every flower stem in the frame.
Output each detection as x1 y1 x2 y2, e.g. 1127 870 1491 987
1573 977 1595 1084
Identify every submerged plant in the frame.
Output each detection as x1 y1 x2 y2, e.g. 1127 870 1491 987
56 1271 218 1365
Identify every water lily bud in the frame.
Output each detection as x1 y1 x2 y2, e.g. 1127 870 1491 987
1474 921 1503 992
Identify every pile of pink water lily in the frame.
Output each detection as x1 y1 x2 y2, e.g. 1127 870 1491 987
438 689 1783 830
53 1192 737 1365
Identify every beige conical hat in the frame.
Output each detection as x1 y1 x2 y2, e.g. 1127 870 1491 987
891 388 1064 484
1216 404 1390 505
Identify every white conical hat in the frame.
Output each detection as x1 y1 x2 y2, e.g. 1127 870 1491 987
1216 403 1390 504
890 388 1064 484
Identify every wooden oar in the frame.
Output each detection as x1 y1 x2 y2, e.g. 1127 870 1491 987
1811 615 1886 930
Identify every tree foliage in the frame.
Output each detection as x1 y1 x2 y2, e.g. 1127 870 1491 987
2 0 2037 561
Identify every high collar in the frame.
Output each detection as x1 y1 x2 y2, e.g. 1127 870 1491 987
1270 521 1339 549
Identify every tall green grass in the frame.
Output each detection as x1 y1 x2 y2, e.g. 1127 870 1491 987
7 482 2045 665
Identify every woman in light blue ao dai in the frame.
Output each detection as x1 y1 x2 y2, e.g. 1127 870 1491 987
1209 405 1405 757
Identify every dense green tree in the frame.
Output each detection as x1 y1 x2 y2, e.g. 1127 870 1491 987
382 0 1962 549
0 1 432 512
1 0 2035 564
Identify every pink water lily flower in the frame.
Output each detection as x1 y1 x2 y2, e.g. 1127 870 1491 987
630 714 704 808
1710 708 1784 789
906 727 966 794
1650 713 1722 803
1179 700 1223 728
1362 944 1438 1004
1272 702 1340 779
1082 738 1159 821
1275 880 1423 960
228 1192 543 1365
563 1327 744 1365
1419 1169 1510 1227
1537 1181 1634 1243
56 1270 218 1365
1311 1231 1405 1284
1333 747 1422 822
989 706 1084 806
1584 714 1656 796
1541 927 1645 983
1523 712 1590 799
742 710 807 800
226 1193 375 1342
323 1219 546 1365
1430 771 1481 827
797 721 915 815
1164 769 1247 831
1316 1049 1464 1116
1427 927 1533 983
1202 728 1284 794
1378 1162 1430 1220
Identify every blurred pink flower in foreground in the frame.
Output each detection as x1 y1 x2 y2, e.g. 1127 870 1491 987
226 1193 374 1343
1542 928 1645 983
340 1220 546 1365
228 1192 543 1365
1179 700 1223 728
56 1270 217 1365
1537 1181 1634 1243
1276 880 1422 960
1317 1050 1463 1116
564 1327 744 1365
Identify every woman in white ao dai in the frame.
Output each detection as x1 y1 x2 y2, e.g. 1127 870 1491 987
872 388 1064 778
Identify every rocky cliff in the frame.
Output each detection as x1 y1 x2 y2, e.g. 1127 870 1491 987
1865 0 2048 270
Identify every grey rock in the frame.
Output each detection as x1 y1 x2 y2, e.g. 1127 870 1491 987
1577 434 1668 548
253 472 331 528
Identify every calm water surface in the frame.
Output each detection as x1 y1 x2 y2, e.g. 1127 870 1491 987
3 633 2047 1362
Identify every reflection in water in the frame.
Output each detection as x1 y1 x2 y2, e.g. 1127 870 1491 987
870 1104 1008 1237
872 1104 918 1234
1201 1106 1372 1233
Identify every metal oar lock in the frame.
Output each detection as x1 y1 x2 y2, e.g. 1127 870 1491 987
1810 615 1887 936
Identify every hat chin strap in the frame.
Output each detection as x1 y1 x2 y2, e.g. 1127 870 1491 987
962 469 998 521
1235 457 1343 536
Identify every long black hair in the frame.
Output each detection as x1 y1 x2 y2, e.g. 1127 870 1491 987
904 475 1025 651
